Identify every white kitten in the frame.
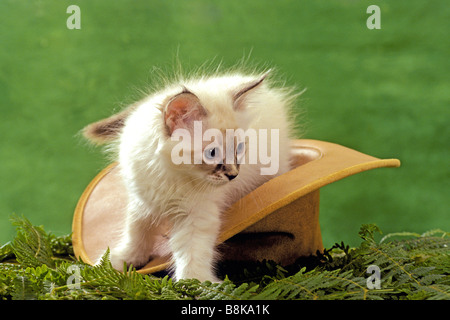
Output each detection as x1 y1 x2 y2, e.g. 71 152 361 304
83 69 297 282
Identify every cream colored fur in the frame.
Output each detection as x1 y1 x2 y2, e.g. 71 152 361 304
84 71 297 282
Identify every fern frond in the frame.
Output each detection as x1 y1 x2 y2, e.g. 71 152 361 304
11 276 39 300
173 278 260 300
1 218 448 300
10 215 55 268
255 268 386 300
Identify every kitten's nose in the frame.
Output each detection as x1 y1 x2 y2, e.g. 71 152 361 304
225 173 237 181
221 164 239 181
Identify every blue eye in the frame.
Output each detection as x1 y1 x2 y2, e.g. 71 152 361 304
204 147 220 160
236 142 245 155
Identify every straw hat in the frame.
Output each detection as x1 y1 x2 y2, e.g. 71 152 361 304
72 139 400 274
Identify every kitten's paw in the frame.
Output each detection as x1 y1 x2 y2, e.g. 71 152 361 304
175 269 221 283
208 277 223 284
109 246 149 271
109 251 128 271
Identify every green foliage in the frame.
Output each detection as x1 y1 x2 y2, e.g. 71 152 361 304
0 217 448 300
9 214 55 268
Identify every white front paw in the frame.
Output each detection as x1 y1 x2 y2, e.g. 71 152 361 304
175 268 221 283
109 248 128 271
109 244 149 271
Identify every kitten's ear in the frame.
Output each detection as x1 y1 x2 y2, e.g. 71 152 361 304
164 91 207 135
83 108 131 144
233 70 270 110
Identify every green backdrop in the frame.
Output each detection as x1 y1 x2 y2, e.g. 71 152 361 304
0 0 448 247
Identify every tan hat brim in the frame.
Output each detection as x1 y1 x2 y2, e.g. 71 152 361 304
72 139 400 274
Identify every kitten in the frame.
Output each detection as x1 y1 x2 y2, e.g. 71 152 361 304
83 68 297 282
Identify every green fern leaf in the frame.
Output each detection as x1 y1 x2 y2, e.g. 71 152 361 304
10 215 55 268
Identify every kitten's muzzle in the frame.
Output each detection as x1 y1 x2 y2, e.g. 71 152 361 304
220 164 239 181
225 173 237 181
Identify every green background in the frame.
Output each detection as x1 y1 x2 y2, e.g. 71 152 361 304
0 0 448 247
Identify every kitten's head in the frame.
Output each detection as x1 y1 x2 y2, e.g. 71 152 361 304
83 71 269 186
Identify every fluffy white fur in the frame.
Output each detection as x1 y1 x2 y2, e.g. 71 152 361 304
84 70 296 282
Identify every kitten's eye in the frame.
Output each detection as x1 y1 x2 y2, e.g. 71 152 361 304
236 142 245 155
204 147 221 163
